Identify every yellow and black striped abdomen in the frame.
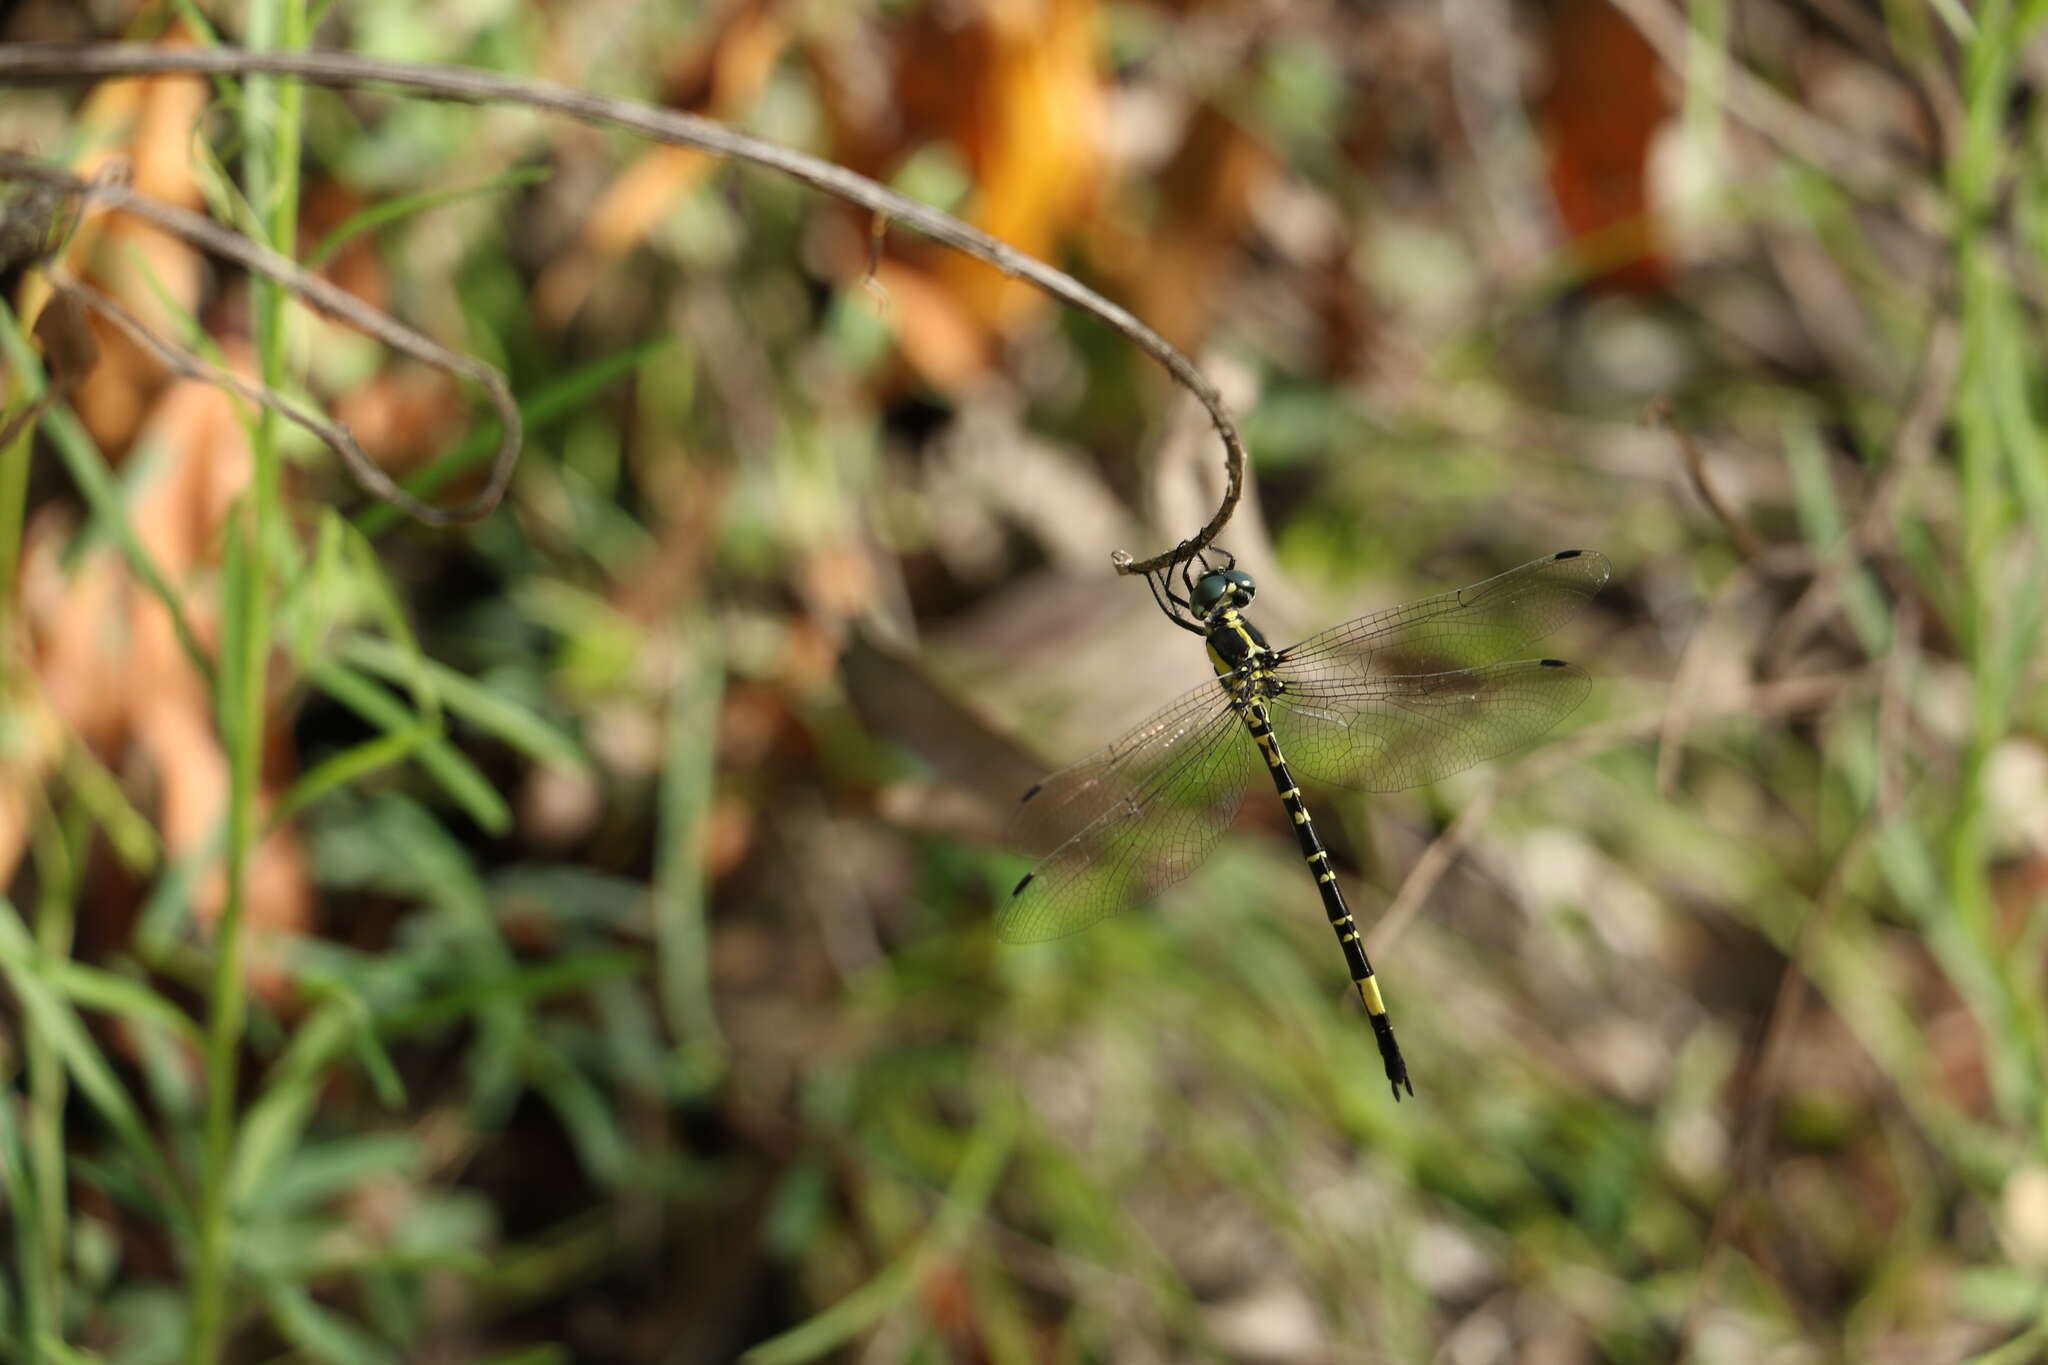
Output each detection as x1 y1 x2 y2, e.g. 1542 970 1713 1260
1233 687 1413 1100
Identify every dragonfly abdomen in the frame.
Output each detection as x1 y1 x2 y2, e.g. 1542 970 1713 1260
1241 697 1414 1100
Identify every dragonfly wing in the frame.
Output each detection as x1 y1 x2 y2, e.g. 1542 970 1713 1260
1001 680 1258 944
1269 658 1591 793
1276 550 1609 682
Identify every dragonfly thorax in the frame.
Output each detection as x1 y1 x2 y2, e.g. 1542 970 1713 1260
1203 599 1275 685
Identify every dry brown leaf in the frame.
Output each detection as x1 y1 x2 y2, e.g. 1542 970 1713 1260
331 366 465 471
926 0 1104 334
14 356 311 998
67 31 211 452
302 179 390 315
1539 0 1671 292
803 0 1107 389
1117 103 1271 352
865 258 990 390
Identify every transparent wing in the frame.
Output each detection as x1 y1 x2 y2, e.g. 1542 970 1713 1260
1276 550 1610 683
1000 679 1259 944
1269 658 1591 792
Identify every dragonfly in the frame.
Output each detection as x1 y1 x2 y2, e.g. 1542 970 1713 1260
1001 548 1610 1099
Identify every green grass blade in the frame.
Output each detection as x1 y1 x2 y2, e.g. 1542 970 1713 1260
260 1280 391 1365
270 725 435 827
306 165 551 268
61 739 161 875
742 1101 1018 1365
0 300 213 684
352 339 668 536
656 608 726 1086
0 1059 49 1360
340 635 589 773
305 661 512 834
0 900 186 1231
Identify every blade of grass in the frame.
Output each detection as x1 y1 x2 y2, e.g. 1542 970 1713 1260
0 899 186 1234
304 660 512 833
340 634 589 773
656 610 727 1089
0 935 205 1049
0 299 214 685
260 1279 389 1365
228 949 638 1211
378 950 641 1036
306 165 550 268
135 820 228 963
23 782 97 1337
741 1100 1018 1365
352 338 668 537
228 1003 358 1210
0 377 31 627
1942 0 2040 1127
269 724 436 828
335 518 440 722
63 736 162 875
0 1068 48 1358
192 1 309 1355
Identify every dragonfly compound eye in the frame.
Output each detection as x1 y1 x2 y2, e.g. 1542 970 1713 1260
1191 568 1259 616
1189 571 1233 615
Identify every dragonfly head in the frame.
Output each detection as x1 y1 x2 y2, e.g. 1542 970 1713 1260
1190 568 1257 618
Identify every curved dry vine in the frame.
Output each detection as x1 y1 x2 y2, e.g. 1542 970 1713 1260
0 41 1244 572
0 153 522 526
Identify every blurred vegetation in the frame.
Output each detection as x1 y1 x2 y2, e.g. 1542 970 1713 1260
4 0 2048 1362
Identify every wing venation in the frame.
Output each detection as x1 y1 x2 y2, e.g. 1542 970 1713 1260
1000 678 1255 943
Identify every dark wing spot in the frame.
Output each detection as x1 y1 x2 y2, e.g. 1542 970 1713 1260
1554 549 1582 560
1011 873 1035 896
1540 658 1568 668
1020 782 1042 804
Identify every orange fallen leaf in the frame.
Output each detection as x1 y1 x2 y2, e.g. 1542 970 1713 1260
1539 0 1671 292
17 353 311 1001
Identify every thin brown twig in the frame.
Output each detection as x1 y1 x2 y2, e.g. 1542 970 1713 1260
1764 315 1960 673
1654 561 1758 799
1678 590 1920 1360
0 152 522 526
51 270 486 527
1674 817 1875 1362
0 42 1245 575
1874 596 1920 826
1649 398 1775 565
